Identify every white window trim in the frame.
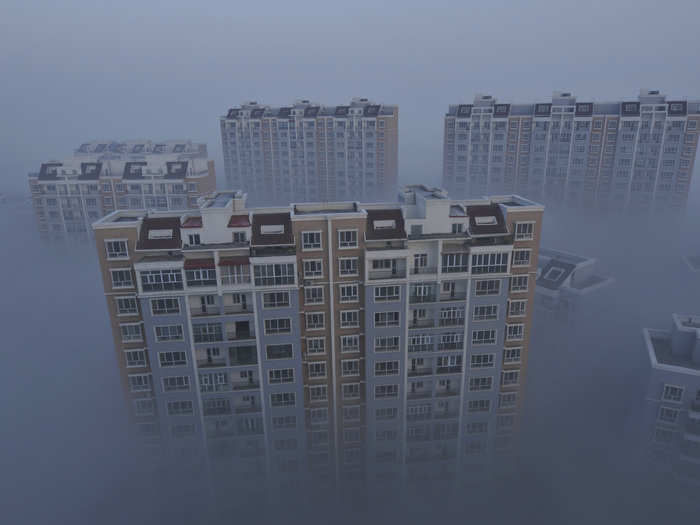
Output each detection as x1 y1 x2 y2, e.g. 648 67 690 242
306 337 326 355
110 269 134 289
303 259 324 279
338 257 359 277
153 324 185 342
301 231 323 251
120 322 143 343
339 284 359 304
510 275 529 293
150 297 181 316
124 348 147 368
512 249 532 267
508 300 527 318
661 384 685 403
340 310 360 328
338 229 359 249
304 286 324 305
503 346 523 364
264 318 293 335
115 296 138 317
307 362 328 379
158 350 188 367
105 238 129 260
305 312 326 331
514 222 535 241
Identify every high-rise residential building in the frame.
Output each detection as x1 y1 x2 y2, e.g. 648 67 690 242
92 185 542 489
443 90 700 214
643 314 700 483
28 140 216 242
535 248 613 324
219 98 398 205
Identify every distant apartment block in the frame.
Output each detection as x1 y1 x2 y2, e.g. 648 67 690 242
643 314 700 483
443 90 700 214
92 185 543 487
535 248 613 323
219 98 398 205
28 140 216 241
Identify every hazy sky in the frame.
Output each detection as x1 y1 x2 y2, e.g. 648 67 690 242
2 0 700 194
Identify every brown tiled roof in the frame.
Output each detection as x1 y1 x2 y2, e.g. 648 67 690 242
251 213 293 246
365 209 406 240
182 217 202 228
184 258 215 269
466 204 508 236
136 217 182 250
219 256 250 266
228 214 251 227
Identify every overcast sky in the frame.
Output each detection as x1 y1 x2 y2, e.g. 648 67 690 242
2 0 699 194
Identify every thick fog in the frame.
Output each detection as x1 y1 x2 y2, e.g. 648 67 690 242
3 1 700 523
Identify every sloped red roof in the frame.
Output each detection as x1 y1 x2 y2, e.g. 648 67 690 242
182 217 202 228
219 256 250 266
184 258 215 269
228 214 251 227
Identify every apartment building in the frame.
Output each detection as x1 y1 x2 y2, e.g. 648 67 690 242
535 248 613 324
643 314 700 484
443 90 700 214
219 98 398 205
28 140 216 241
92 185 543 490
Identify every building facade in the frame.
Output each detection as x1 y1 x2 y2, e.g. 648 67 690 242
443 90 700 214
219 98 398 205
643 314 700 484
92 185 543 490
28 140 216 241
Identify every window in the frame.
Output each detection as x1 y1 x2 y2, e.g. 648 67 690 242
306 312 325 330
472 329 496 345
340 310 359 328
185 268 217 287
263 291 289 308
307 337 325 355
504 347 522 364
261 224 284 235
155 325 184 342
269 368 295 384
271 392 296 407
375 311 400 327
116 297 138 315
375 336 400 352
272 416 297 429
376 407 397 420
509 300 526 317
266 344 293 359
133 399 155 416
339 257 358 276
662 385 684 403
188 234 201 246
265 318 291 335
466 422 489 435
162 376 190 392
499 392 518 409
471 353 495 369
128 374 152 392
342 359 360 377
159 351 187 367
311 408 328 424
339 230 358 248
343 383 361 400
105 240 128 259
308 362 327 379
310 385 328 402
167 400 194 416
501 370 520 386
375 360 399 376
120 324 143 342
473 304 498 321
304 286 324 305
375 384 399 399
475 279 500 296
658 406 679 424
303 259 323 279
512 249 531 267
343 406 361 422
302 231 322 250
471 252 508 274
341 335 360 353
192 323 222 343
140 269 183 292
515 222 534 241
339 284 358 303
171 424 195 438
125 350 146 367
441 252 469 273
506 324 524 342
451 223 464 233
232 231 247 243
151 297 179 315
374 286 400 302
468 400 491 413
469 376 493 391
510 275 528 292
111 269 133 289
254 263 295 286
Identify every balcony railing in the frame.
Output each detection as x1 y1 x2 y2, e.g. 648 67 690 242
440 292 467 302
409 294 437 304
223 303 253 315
197 358 227 368
407 391 432 400
407 412 432 421
220 274 251 286
436 365 463 374
227 331 256 341
437 342 463 351
369 269 407 280
435 389 460 397
439 318 465 327
408 343 434 353
441 265 469 274
408 367 433 377
191 307 221 317
235 405 262 414
411 266 437 275
409 319 436 329
432 410 459 420
232 381 260 391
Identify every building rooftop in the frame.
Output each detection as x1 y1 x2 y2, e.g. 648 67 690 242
645 314 700 374
251 213 294 246
365 209 406 241
536 248 613 295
